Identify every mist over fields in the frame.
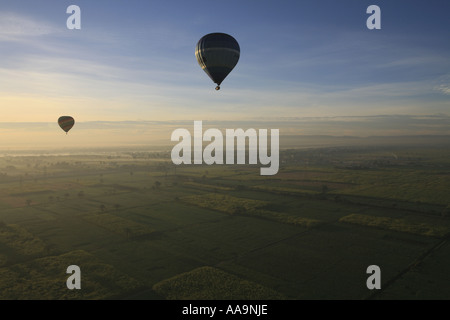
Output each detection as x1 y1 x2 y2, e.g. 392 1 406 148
1 114 450 152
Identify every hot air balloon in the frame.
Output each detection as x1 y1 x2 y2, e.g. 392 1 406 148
58 116 75 134
195 33 240 90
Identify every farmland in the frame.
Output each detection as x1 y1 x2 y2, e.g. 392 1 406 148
0 137 449 299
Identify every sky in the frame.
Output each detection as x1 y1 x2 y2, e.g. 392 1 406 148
0 0 449 149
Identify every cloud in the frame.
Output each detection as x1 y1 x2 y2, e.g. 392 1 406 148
436 85 450 95
0 12 60 40
434 74 450 95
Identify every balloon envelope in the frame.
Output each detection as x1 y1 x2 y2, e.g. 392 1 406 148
195 33 240 89
58 116 75 133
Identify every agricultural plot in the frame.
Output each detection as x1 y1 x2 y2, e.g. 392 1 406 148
182 193 323 227
332 170 450 206
0 223 47 257
147 213 305 267
221 222 438 299
153 266 285 300
339 214 450 238
81 212 154 239
182 181 234 192
375 241 450 299
0 250 143 299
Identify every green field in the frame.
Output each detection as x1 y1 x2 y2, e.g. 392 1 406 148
153 266 285 299
0 142 449 299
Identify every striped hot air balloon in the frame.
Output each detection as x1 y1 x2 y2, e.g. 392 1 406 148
58 116 75 134
195 33 240 90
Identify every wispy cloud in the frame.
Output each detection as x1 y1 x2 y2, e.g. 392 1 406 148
436 85 450 95
434 73 450 95
0 12 60 40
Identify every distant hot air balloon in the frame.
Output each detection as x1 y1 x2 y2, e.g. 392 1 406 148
58 116 75 134
195 33 240 90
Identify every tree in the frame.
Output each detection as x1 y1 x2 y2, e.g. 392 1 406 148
26 199 32 206
232 205 244 215
125 227 132 240
318 184 329 200
154 181 161 189
99 204 106 213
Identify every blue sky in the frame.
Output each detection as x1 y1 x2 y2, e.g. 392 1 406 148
0 0 449 141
